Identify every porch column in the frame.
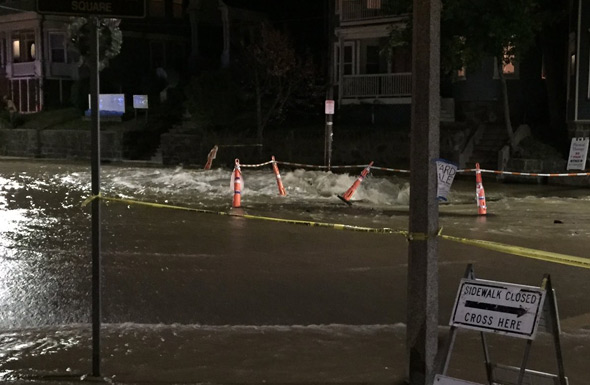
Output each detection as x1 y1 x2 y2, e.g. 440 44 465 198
188 0 200 64
219 0 230 68
338 33 344 106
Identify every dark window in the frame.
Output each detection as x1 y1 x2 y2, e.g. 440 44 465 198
366 45 380 74
149 0 165 17
50 33 65 63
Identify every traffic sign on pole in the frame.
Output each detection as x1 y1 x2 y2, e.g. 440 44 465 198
37 0 146 18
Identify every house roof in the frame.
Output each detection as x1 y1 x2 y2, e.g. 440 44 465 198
0 0 35 16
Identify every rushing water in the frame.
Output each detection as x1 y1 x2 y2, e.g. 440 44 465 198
1 159 590 384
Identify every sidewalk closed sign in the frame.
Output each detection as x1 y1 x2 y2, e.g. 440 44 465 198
434 375 482 385
450 279 546 339
567 137 589 170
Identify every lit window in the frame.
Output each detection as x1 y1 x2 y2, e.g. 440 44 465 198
493 48 519 79
12 40 19 60
502 46 516 75
457 67 466 80
12 31 35 63
503 61 515 75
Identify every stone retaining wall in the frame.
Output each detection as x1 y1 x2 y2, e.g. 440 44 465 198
0 129 123 160
0 129 39 157
159 129 413 169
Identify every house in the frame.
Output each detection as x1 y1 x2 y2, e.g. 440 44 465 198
0 0 78 113
0 0 265 115
332 0 411 106
332 0 467 124
331 0 562 168
567 0 590 137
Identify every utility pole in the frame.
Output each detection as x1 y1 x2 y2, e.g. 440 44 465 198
407 0 441 383
89 16 102 378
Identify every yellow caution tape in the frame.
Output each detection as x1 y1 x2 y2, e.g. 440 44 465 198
82 195 590 270
81 195 231 217
440 234 590 269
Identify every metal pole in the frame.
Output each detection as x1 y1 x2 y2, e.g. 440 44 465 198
89 16 102 378
325 113 333 170
407 0 441 384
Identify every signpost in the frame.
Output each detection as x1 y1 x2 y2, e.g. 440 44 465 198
450 279 546 339
324 100 334 171
37 0 146 379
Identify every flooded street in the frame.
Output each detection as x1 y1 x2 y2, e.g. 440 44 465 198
1 159 589 384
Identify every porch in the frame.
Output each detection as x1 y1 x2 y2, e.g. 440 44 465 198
340 73 412 104
340 0 399 23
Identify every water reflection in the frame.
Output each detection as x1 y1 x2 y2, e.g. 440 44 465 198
1 168 91 328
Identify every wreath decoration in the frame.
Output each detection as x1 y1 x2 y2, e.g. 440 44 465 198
67 17 123 70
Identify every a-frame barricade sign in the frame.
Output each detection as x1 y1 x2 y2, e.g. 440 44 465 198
435 264 568 385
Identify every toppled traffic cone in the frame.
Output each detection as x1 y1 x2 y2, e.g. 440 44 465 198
475 162 487 215
231 158 243 208
204 145 218 170
271 156 287 196
338 161 374 206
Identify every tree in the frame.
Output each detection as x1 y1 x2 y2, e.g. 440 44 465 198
184 69 243 130
67 17 123 71
387 0 566 149
237 23 315 143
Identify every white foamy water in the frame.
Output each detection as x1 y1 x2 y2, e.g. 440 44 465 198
2 160 590 384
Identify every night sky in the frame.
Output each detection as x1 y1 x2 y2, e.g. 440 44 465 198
228 0 329 54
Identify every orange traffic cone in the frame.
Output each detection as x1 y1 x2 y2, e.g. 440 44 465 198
232 158 242 208
338 161 374 206
271 156 287 196
475 162 487 215
204 145 218 170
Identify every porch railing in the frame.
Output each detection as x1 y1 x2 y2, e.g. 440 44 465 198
342 73 412 98
11 62 37 77
341 0 397 22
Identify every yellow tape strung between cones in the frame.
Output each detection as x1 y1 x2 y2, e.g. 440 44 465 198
82 195 590 270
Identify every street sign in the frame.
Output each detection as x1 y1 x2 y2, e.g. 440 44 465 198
37 0 146 18
325 100 335 115
450 278 546 339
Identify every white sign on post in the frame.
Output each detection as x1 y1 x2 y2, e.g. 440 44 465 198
133 95 149 109
567 137 589 170
325 100 335 115
436 158 457 201
450 279 546 339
